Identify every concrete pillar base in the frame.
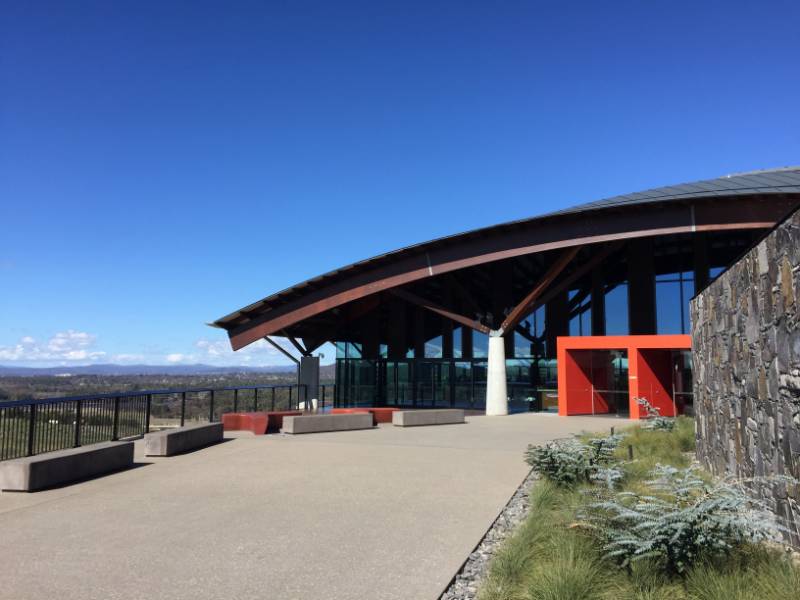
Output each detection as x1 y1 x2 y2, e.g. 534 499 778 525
485 334 508 416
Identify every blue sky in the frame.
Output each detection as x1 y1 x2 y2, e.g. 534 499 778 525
1 1 799 367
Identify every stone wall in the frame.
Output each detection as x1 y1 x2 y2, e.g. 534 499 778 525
691 205 800 547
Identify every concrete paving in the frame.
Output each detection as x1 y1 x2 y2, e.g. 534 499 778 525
0 412 621 600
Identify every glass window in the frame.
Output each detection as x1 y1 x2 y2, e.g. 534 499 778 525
656 271 694 334
452 327 462 358
514 305 544 358
473 332 489 358
709 266 725 279
425 335 442 358
605 282 629 335
568 289 591 336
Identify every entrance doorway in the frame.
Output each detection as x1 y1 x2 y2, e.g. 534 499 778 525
557 335 692 419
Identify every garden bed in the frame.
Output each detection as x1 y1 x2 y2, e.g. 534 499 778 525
477 417 800 600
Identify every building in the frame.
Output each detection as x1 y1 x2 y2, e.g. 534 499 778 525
212 168 800 418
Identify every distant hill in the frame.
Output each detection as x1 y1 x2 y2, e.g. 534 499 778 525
0 363 328 377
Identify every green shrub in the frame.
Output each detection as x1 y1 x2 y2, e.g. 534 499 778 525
525 434 624 488
585 465 783 576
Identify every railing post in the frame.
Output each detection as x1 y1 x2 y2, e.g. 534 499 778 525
234 388 239 413
180 392 186 427
112 396 120 440
289 386 293 410
271 387 276 411
255 387 259 412
209 390 215 422
27 404 37 457
322 385 326 411
74 400 82 448
145 394 151 434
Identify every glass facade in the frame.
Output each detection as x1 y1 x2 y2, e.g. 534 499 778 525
605 282 629 335
515 305 546 357
568 289 592 336
335 356 563 412
656 271 694 334
331 260 721 413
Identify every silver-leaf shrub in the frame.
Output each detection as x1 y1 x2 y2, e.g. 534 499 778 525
525 434 624 488
583 464 784 575
636 397 676 431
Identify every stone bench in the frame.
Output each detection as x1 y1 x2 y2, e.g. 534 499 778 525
144 422 224 457
0 441 134 492
331 407 400 425
281 412 374 434
222 411 302 435
392 409 465 427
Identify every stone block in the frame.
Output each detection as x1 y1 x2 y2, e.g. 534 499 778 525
280 413 374 434
0 441 134 492
144 422 223 456
392 409 465 427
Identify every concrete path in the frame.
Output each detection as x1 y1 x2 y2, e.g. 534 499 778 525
0 413 621 600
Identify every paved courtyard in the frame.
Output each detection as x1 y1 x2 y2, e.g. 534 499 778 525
0 412 621 600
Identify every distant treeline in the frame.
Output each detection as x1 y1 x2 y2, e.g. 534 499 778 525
0 370 335 402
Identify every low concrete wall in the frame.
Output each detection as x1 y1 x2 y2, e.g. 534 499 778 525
392 409 465 427
144 422 224 456
691 204 800 546
281 413 374 434
0 441 134 492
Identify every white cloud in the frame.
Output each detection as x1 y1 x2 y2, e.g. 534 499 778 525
0 330 106 363
0 330 334 368
111 353 145 363
158 337 302 366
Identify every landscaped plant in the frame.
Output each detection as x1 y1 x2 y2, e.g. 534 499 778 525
583 464 784 576
481 422 800 600
636 397 676 432
525 434 624 488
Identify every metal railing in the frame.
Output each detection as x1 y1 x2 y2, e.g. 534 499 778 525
0 383 316 462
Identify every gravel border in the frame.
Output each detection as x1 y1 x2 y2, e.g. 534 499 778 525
439 469 538 600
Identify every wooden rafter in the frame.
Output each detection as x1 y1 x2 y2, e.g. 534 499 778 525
389 288 491 334
499 247 581 334
283 332 310 356
535 242 623 309
263 336 300 365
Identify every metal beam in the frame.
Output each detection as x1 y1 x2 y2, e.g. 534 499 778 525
284 333 310 357
499 247 580 334
389 288 491 334
263 336 300 365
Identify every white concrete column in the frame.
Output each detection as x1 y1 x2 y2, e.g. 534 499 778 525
485 333 508 416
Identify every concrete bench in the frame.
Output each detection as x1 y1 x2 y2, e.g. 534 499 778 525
392 409 466 427
144 422 224 456
0 441 134 492
281 412 374 434
331 407 400 425
222 411 302 435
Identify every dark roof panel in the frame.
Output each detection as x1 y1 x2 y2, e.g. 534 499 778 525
212 166 800 328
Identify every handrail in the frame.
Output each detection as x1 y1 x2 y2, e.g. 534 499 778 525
0 384 304 409
0 382 332 462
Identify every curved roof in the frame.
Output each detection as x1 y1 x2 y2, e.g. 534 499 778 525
213 167 800 349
